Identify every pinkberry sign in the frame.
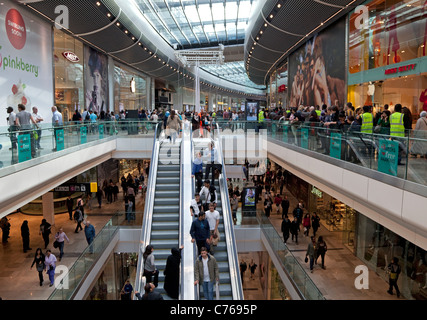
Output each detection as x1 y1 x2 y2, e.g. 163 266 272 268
5 9 26 50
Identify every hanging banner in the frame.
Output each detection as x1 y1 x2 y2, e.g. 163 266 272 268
56 129 64 151
80 126 87 144
18 133 31 162
378 139 399 176
99 124 104 139
301 127 309 149
330 132 342 159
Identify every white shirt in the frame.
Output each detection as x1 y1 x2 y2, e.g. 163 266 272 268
52 110 63 125
32 112 43 124
151 114 158 121
199 186 217 204
205 210 220 231
8 112 16 126
190 199 200 216
204 147 220 164
45 253 57 269
202 257 210 282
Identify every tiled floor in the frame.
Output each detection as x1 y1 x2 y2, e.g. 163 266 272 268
0 192 145 300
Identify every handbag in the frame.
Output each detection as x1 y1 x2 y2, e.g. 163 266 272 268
305 256 308 263
53 240 59 248
374 125 381 133
36 263 44 272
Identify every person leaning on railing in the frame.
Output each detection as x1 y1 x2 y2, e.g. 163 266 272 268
390 104 406 165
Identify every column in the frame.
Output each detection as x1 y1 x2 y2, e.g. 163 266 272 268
42 192 55 226
194 61 200 113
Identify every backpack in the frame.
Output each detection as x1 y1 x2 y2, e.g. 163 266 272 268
85 113 90 121
209 185 216 203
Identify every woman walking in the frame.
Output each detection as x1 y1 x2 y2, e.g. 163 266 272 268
143 245 159 287
30 248 45 286
316 236 328 269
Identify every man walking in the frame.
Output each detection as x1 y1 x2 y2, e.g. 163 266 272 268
387 257 401 298
84 221 96 253
194 247 219 300
190 212 211 255
31 106 43 149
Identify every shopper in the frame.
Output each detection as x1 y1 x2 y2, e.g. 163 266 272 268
192 151 204 193
264 195 272 218
311 212 320 237
274 193 282 214
230 193 239 225
30 248 45 286
281 195 290 219
84 221 96 253
190 211 211 255
21 220 32 253
44 249 57 287
387 257 401 298
194 247 219 301
249 259 257 280
240 259 247 284
143 245 159 288
66 195 74 220
163 246 183 299
120 279 133 300
54 227 70 261
96 186 103 208
290 216 299 245
205 203 220 255
305 236 316 273
204 142 222 186
199 180 216 212
303 213 311 236
135 283 163 300
166 110 182 144
74 208 83 233
39 219 51 249
316 236 328 269
410 111 427 158
281 215 291 244
190 193 202 218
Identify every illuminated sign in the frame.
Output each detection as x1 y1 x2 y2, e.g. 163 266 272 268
384 64 416 75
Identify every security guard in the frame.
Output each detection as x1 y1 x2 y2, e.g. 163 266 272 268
390 103 406 165
360 105 373 134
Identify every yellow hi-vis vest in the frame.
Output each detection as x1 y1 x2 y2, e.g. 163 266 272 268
258 111 265 123
390 112 405 137
360 112 373 134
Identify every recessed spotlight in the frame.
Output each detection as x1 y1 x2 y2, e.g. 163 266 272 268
124 30 128 34
269 14 273 19
116 22 120 26
264 23 268 27
132 37 135 40
96 1 101 6
107 13 111 17
277 4 281 8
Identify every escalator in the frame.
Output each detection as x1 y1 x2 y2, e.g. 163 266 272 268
192 133 243 300
134 123 182 300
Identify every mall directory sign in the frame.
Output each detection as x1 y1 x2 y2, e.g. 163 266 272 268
56 129 64 151
378 139 398 176
80 126 87 144
330 132 342 159
99 124 104 139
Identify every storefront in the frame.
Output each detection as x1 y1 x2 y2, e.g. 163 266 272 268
348 0 427 118
53 28 84 122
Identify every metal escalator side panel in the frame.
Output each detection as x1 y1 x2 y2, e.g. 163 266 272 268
134 124 161 297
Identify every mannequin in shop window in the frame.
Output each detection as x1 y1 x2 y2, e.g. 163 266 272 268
411 252 427 294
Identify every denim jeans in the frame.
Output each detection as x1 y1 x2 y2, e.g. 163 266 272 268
48 267 55 285
58 241 64 259
202 281 214 300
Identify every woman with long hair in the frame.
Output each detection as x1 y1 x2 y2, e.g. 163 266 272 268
143 245 159 287
30 248 45 286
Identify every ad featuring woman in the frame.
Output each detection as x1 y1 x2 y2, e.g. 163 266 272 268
288 18 346 109
84 46 109 114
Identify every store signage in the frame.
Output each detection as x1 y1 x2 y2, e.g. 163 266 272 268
278 84 287 93
99 124 104 139
80 126 87 144
56 129 64 151
6 9 26 50
62 51 79 63
330 132 342 159
54 184 87 192
377 139 398 176
311 186 323 198
18 133 31 162
384 63 416 75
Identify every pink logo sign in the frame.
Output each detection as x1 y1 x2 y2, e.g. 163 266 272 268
5 9 26 50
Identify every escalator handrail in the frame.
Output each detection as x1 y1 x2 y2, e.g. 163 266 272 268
214 124 244 300
134 122 161 297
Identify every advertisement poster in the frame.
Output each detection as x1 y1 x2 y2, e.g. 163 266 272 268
288 18 346 109
330 132 342 159
246 102 259 121
84 46 109 114
80 126 87 144
18 133 31 162
378 139 399 176
244 188 256 207
56 129 64 151
0 1 54 126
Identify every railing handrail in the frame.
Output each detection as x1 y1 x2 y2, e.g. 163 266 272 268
214 123 244 300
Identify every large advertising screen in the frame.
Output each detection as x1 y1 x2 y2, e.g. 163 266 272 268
288 18 346 109
84 46 109 114
0 0 53 126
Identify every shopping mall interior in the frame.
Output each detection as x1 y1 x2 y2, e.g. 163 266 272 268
0 0 427 307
